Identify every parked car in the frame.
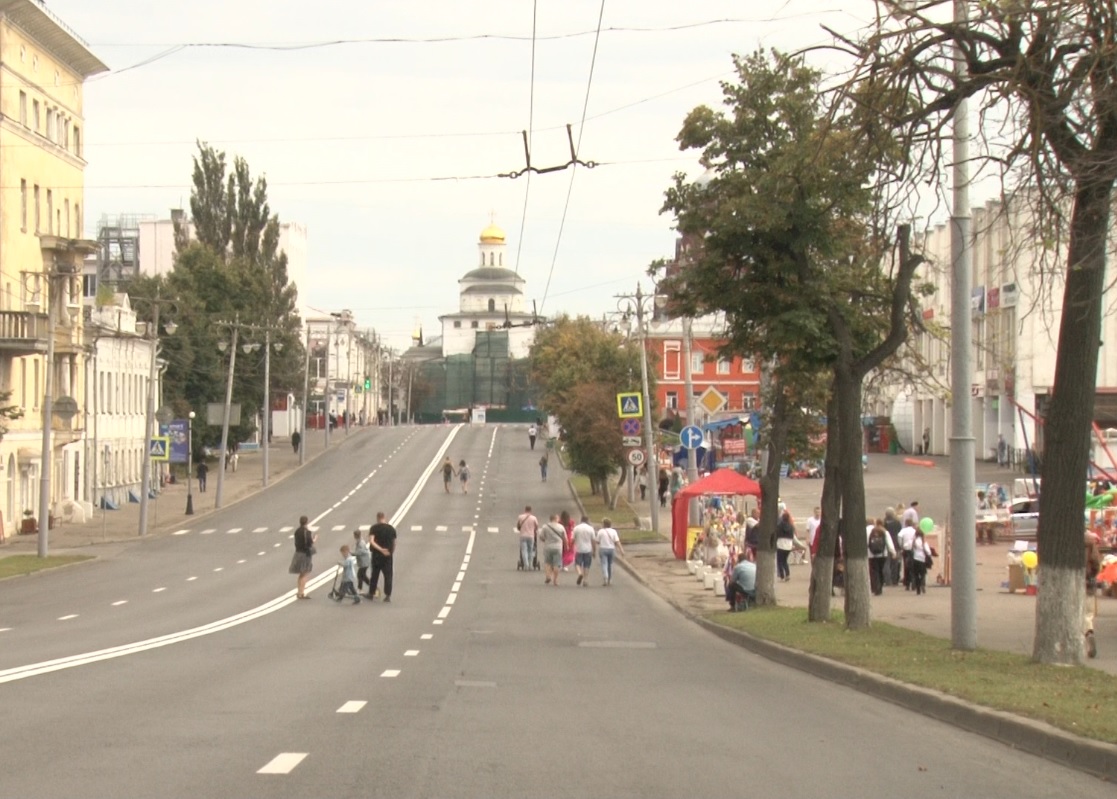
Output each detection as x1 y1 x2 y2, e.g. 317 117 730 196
1009 496 1039 539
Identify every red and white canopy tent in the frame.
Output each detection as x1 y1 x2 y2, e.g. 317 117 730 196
670 468 762 559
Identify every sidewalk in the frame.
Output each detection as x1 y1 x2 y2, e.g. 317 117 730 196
1 425 366 553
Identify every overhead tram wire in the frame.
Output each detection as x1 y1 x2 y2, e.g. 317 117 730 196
538 0 607 318
513 0 538 279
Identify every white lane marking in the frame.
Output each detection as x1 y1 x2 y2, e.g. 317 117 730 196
420 634 433 640
58 615 78 621
438 606 451 619
461 526 472 532
446 594 457 605
578 641 658 649
257 753 307 775
237 559 247 564
0 427 466 687
457 572 465 581
252 527 267 533
465 528 476 556
337 701 367 714
200 529 216 535
487 527 499 534
404 650 419 657
451 582 461 592
464 555 471 563
153 587 167 593
331 525 346 531
227 528 242 534
460 564 468 571
258 551 266 556
0 628 10 633
381 670 400 678
410 526 422 531
433 620 444 625
172 529 190 536
187 576 197 582
274 543 282 548
213 567 224 572
279 526 293 532
435 525 447 532
112 601 127 606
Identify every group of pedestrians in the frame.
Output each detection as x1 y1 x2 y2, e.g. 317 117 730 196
441 457 471 493
515 505 624 586
288 512 397 603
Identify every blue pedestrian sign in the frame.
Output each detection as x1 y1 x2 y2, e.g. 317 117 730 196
148 436 170 462
616 392 643 419
680 425 704 450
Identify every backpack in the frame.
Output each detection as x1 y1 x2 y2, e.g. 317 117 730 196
869 529 886 556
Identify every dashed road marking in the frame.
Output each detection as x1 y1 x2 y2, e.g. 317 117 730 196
420 634 433 640
237 559 247 564
186 576 197 582
452 582 461 592
462 526 472 532
274 543 282 548
438 606 451 618
252 527 267 533
227 528 242 534
200 529 216 535
58 615 78 621
111 600 127 606
337 701 367 713
404 650 419 657
446 594 457 605
410 525 422 532
381 669 400 678
280 526 293 532
435 525 447 532
0 628 10 633
487 527 499 534
172 529 190 536
214 567 224 572
578 641 658 649
433 620 444 625
331 525 346 531
153 587 167 593
457 572 465 581
257 753 307 775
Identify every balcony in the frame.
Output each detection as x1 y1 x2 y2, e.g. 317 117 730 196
0 311 48 355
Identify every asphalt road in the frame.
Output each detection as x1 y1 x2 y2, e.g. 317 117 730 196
0 428 1107 797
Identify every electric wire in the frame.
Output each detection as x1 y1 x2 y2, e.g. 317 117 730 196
512 0 538 279
538 0 607 317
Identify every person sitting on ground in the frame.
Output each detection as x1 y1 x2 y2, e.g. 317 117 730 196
726 552 757 611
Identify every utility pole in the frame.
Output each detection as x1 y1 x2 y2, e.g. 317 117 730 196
617 284 659 532
214 322 239 509
299 326 310 465
949 0 977 651
682 316 700 524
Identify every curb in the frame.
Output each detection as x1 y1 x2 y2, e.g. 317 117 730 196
617 554 1117 782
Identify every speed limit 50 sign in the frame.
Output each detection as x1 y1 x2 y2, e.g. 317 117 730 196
627 449 646 467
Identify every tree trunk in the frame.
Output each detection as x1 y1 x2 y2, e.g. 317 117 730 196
836 368 871 630
601 474 613 509
755 391 792 606
809 391 842 621
1033 177 1112 665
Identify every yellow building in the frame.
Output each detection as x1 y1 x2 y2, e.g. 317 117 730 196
0 0 105 540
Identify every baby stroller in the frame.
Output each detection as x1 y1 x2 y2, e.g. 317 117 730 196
516 531 541 571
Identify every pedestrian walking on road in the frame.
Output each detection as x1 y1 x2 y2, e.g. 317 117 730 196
353 529 372 594
289 515 318 599
441 457 456 493
595 518 624 586
571 515 596 586
458 459 471 494
368 512 397 602
540 514 566 586
559 509 575 571
291 430 301 455
196 461 208 493
332 545 361 604
539 451 549 482
528 423 538 450
516 506 539 571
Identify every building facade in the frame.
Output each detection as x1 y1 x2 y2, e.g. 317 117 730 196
894 194 1117 469
0 0 106 537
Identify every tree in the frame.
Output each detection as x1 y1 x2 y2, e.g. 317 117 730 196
530 316 646 505
661 50 923 628
842 0 1117 662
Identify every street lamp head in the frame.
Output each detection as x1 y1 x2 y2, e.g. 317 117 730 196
217 341 228 353
188 410 196 420
274 342 284 353
163 320 178 336
243 342 260 355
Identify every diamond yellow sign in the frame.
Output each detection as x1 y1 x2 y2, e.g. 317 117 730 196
698 386 726 415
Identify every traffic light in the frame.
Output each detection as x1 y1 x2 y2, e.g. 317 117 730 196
364 376 371 390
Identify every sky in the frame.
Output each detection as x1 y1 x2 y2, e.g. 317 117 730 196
49 0 883 351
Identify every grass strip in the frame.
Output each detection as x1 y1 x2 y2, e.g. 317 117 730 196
0 554 94 580
714 605 1117 744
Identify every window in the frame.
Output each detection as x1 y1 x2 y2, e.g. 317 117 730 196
64 199 70 236
74 203 80 236
20 359 26 411
471 320 479 328
19 91 26 126
20 180 27 232
47 190 53 234
487 299 495 312
499 253 503 266
32 99 39 132
83 274 97 298
662 341 681 380
33 185 40 232
73 126 81 157
743 394 758 410
666 391 678 409
717 358 731 375
742 358 755 373
453 320 461 328
46 108 54 141
489 253 495 266
33 360 39 410
691 353 704 375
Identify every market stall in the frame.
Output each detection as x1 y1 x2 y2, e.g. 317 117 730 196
670 468 761 559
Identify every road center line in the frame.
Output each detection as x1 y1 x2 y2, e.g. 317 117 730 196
337 701 367 713
257 753 307 774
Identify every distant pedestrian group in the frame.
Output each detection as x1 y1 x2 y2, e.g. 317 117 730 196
517 507 623 587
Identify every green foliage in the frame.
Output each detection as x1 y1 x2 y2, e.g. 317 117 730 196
0 390 23 439
530 316 646 484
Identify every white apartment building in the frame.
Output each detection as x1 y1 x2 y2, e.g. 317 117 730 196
892 194 1117 469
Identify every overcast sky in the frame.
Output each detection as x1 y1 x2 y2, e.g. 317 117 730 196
51 0 881 350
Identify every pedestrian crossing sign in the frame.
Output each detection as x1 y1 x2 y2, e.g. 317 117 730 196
149 436 170 462
616 392 643 419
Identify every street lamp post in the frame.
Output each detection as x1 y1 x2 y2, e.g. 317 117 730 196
139 299 177 537
215 325 239 509
186 410 195 514
261 330 282 487
617 283 659 533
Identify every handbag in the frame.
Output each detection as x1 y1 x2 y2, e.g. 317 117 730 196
924 554 933 570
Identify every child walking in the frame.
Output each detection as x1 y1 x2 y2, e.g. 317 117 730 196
333 544 362 604
353 530 372 595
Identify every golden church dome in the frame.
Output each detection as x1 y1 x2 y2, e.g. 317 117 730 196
479 223 506 244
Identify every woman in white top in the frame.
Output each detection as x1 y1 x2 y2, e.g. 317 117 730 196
911 530 933 595
594 517 625 586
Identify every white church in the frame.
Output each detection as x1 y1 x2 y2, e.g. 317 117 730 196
437 221 539 359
